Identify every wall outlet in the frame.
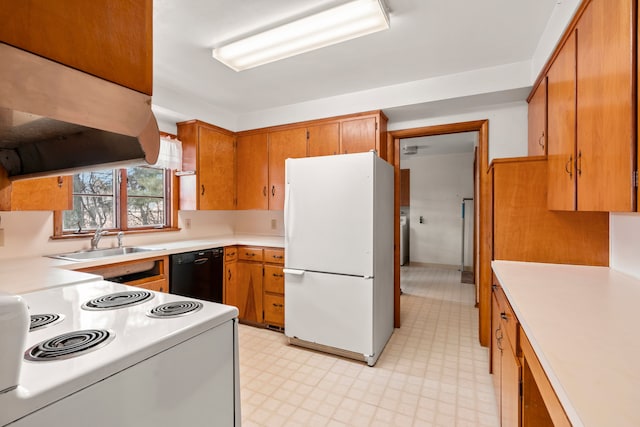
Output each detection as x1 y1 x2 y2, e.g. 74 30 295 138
271 219 277 230
184 219 191 229
0 228 4 247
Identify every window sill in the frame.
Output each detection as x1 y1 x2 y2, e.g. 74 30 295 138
50 227 181 240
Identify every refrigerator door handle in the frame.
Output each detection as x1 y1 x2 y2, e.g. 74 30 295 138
283 268 305 276
284 179 293 246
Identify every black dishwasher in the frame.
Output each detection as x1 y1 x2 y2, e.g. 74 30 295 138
169 248 224 303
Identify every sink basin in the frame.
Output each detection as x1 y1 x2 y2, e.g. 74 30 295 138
48 247 160 261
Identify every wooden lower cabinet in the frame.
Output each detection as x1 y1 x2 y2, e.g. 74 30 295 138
77 256 168 293
236 260 263 324
225 245 285 328
492 274 571 427
492 280 521 426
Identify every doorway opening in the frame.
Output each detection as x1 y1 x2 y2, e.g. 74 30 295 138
389 120 492 348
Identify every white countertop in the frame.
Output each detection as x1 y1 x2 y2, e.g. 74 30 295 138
492 260 640 427
0 234 284 295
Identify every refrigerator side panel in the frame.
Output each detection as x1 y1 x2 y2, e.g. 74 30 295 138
285 153 374 276
372 156 395 355
284 271 373 355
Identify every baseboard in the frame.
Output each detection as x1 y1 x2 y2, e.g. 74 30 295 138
406 262 472 271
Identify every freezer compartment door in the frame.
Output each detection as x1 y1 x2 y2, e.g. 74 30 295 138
285 153 374 277
284 270 373 355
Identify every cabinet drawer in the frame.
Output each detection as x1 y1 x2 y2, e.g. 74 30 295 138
264 248 285 265
129 278 168 293
263 293 284 327
494 283 519 356
224 246 238 262
264 265 284 294
238 247 264 262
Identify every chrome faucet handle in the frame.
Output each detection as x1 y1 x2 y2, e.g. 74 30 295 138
90 227 108 250
117 231 124 248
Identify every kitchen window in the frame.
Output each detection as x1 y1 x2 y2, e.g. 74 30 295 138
56 166 172 234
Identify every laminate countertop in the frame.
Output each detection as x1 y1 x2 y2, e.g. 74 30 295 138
1 234 284 295
492 260 640 427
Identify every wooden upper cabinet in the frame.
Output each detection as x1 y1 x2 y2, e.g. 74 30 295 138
545 0 635 212
340 117 377 155
237 133 269 210
0 0 153 95
575 0 635 212
547 30 577 211
178 120 235 210
528 77 547 156
268 128 307 210
308 122 339 157
0 174 72 211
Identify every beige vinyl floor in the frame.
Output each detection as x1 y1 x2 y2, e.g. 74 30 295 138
238 265 499 426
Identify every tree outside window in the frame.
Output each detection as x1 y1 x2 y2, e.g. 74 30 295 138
63 167 168 232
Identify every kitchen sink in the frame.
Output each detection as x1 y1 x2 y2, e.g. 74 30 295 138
48 247 161 261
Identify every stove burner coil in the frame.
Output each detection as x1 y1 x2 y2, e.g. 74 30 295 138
147 301 203 318
82 290 154 310
25 329 114 361
29 314 64 331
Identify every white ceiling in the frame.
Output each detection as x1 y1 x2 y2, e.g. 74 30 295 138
153 0 558 126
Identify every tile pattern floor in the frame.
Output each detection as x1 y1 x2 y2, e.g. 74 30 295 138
238 266 499 426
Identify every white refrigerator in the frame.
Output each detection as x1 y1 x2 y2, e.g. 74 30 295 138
284 151 394 366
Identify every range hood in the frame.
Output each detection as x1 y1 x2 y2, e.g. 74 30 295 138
0 43 160 180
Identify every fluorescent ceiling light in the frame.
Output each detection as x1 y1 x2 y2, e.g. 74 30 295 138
212 0 390 71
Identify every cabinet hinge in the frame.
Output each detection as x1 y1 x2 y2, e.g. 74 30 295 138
306 130 310 140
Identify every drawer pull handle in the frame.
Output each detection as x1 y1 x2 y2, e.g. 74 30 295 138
273 273 283 278
272 255 283 259
272 303 283 308
245 253 255 257
500 312 507 321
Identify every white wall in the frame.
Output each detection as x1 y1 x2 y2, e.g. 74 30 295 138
390 101 529 162
610 214 640 280
402 152 474 267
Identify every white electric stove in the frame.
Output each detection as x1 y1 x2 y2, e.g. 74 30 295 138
0 280 241 427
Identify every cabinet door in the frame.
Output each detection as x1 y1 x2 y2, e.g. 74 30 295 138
491 291 502 407
547 30 577 211
1 175 72 211
340 117 377 154
224 261 237 307
400 169 410 206
263 293 284 327
236 261 263 323
501 342 521 427
198 127 235 210
308 122 339 157
576 0 635 211
528 78 547 156
237 133 269 210
0 0 153 95
268 128 307 210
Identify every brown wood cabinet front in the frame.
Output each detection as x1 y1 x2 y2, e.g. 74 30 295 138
236 133 269 210
236 260 264 324
575 0 635 211
527 77 547 156
340 117 377 155
263 247 285 328
0 174 72 211
77 256 169 293
545 0 636 212
224 246 238 308
178 121 236 210
0 0 153 95
400 169 410 206
268 128 307 210
308 123 339 157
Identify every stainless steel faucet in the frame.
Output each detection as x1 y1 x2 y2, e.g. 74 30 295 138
117 231 124 248
90 227 108 250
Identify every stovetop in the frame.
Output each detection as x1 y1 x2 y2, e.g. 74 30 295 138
1 280 238 426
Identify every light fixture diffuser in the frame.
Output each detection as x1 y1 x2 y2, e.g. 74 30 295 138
212 0 390 71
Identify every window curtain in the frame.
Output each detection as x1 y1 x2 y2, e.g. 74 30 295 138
152 136 183 170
